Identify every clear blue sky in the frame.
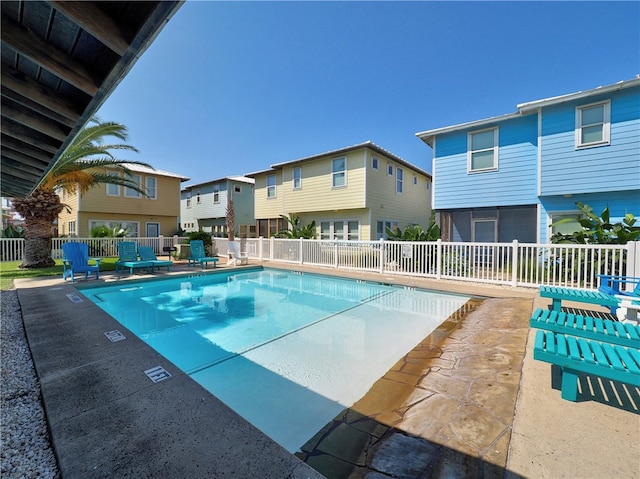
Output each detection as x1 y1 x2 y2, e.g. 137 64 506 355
96 1 639 183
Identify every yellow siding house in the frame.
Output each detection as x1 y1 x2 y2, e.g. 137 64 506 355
57 164 189 238
247 142 432 241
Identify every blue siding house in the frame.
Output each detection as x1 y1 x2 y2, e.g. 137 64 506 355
180 176 256 238
416 77 640 243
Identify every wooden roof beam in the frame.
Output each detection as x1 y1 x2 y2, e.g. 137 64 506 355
1 118 60 154
2 100 70 142
1 135 53 164
1 65 83 123
1 14 100 96
49 1 131 56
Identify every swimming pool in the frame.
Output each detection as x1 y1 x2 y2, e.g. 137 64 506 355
83 268 472 452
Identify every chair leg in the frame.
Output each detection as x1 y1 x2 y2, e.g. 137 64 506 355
560 369 579 401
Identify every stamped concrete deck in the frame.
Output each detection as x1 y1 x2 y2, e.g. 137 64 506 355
12 260 640 478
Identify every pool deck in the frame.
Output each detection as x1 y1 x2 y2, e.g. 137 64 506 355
13 260 640 478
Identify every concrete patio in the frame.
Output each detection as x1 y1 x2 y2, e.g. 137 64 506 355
12 260 640 478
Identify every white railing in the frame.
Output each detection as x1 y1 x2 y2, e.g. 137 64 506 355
1 236 189 262
2 236 638 290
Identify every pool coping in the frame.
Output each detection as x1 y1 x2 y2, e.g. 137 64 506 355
16 267 324 478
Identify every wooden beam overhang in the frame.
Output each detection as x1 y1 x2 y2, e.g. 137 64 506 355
0 1 184 199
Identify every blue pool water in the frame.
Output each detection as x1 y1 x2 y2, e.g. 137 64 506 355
83 268 471 452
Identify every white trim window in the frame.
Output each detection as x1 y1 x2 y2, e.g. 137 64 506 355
332 157 346 188
234 185 242 194
124 174 142 198
293 167 302 189
372 157 379 170
89 220 139 237
387 164 393 176
576 100 610 148
376 220 398 240
267 174 276 198
186 192 191 208
106 172 120 196
396 167 403 193
413 175 418 186
146 177 157 199
320 220 359 240
68 220 77 237
196 190 201 204
213 187 220 203
468 127 498 172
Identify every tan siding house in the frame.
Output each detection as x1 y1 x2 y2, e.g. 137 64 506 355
57 164 189 238
248 142 432 241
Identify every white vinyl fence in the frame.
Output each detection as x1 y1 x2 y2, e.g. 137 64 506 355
2 236 639 290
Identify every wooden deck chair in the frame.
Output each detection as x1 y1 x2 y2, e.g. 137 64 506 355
187 240 218 270
62 242 101 282
227 240 248 266
138 246 173 272
115 241 154 274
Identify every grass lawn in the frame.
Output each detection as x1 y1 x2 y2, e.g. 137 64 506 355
0 258 119 291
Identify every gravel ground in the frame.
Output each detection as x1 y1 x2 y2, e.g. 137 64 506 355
1 290 60 479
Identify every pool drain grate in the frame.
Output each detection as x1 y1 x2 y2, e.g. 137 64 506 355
144 366 171 383
104 330 126 342
66 293 83 303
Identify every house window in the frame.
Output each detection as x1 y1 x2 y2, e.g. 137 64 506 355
213 187 220 203
376 220 399 240
550 212 582 237
576 101 610 148
320 220 359 240
267 174 276 198
196 190 201 204
124 175 142 198
234 185 242 194
68 221 76 237
372 157 379 170
387 164 393 176
146 177 157 199
89 220 138 237
468 128 498 172
332 157 346 188
413 175 418 186
396 167 403 193
186 192 191 208
293 167 302 189
106 174 120 196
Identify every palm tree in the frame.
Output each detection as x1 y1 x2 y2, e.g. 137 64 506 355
12 117 153 268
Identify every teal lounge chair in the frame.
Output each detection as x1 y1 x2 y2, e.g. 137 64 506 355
138 246 173 272
115 241 154 275
187 240 218 270
62 242 101 282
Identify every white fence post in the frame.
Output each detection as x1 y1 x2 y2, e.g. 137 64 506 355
628 241 640 280
299 237 304 264
379 239 385 274
436 239 442 280
511 240 519 287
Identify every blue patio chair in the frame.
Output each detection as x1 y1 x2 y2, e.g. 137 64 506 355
115 241 154 275
187 240 218 270
62 242 101 282
138 245 173 272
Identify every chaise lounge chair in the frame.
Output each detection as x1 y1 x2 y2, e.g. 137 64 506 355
115 241 154 275
138 246 173 272
62 242 101 282
227 240 248 266
540 275 640 321
187 240 218 270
